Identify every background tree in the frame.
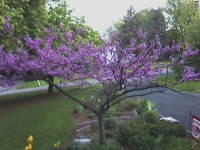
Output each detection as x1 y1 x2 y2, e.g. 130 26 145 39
143 9 167 45
1 20 199 144
0 0 49 51
116 7 167 48
0 0 100 94
165 0 199 39
165 0 200 74
118 6 142 48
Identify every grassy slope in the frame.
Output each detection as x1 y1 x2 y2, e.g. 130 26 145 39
156 74 200 93
0 87 95 150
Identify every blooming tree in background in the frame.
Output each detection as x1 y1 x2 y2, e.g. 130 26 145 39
0 18 199 144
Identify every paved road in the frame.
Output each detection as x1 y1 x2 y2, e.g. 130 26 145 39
128 87 200 130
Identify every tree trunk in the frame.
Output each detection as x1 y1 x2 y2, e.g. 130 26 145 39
98 113 105 145
48 76 54 94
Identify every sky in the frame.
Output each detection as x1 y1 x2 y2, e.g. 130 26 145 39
66 0 167 35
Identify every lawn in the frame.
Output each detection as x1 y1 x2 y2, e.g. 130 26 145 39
156 74 200 93
16 78 63 89
0 87 95 150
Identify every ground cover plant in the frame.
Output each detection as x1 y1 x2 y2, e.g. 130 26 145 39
0 87 95 150
0 18 199 145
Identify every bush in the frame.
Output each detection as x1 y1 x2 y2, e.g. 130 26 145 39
142 110 159 124
155 136 192 150
136 98 155 115
74 105 84 116
86 112 95 119
105 129 118 138
136 98 149 115
118 99 138 112
127 132 156 150
90 121 99 132
117 118 188 150
117 122 156 150
106 106 117 117
104 118 117 130
157 121 187 138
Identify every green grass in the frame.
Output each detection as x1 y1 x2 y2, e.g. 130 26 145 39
16 78 63 90
16 78 93 90
156 74 200 93
0 87 96 150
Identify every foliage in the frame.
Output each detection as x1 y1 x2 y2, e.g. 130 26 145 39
165 0 199 37
118 6 142 48
117 122 156 150
117 98 138 112
157 121 187 138
137 8 167 45
136 98 155 115
142 110 159 124
104 118 117 130
165 0 200 74
0 0 49 51
86 112 95 119
74 105 84 116
90 122 99 132
105 106 117 118
117 118 189 150
105 129 118 138
155 136 191 150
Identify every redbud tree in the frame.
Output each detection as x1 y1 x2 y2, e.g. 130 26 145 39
0 18 199 144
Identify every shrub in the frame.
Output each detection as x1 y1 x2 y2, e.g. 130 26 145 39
105 129 118 138
117 118 188 150
155 136 192 150
86 112 95 119
157 121 187 138
127 132 156 150
106 106 117 117
136 98 149 115
118 99 138 112
142 110 159 124
117 122 156 149
136 98 155 115
117 122 132 146
90 121 99 132
74 105 84 116
104 118 117 130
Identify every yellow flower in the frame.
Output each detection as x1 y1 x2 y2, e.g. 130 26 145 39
57 141 60 145
56 141 60 148
27 135 33 143
28 143 32 149
98 99 101 102
25 146 29 150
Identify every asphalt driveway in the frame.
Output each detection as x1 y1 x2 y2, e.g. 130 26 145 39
128 87 200 130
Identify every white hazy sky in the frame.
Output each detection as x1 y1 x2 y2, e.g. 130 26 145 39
66 0 167 35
